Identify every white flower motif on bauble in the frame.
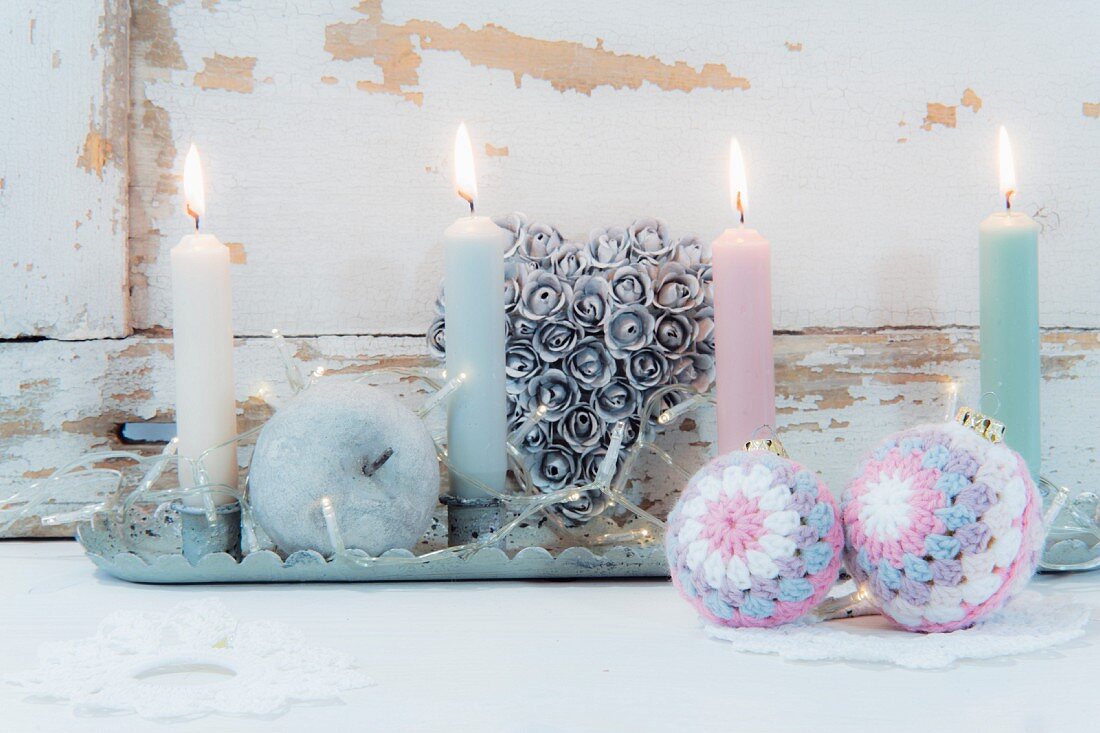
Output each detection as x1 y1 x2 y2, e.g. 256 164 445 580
929 583 964 610
697 475 723 502
998 476 1028 515
758 485 791 512
725 463 773 499
976 444 1018 488
991 527 1023 568
923 600 967 625
858 470 915 540
745 549 779 578
681 496 708 519
961 550 995 579
726 555 751 589
686 539 709 571
886 596 924 627
763 510 800 536
678 518 703 544
982 501 1014 536
703 550 727 589
758 534 796 559
959 574 1002 605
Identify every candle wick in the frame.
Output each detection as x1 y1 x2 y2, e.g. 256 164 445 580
736 191 745 225
469 198 475 215
186 203 200 231
1005 190 1014 211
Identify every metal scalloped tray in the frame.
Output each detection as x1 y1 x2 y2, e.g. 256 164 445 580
77 525 668 584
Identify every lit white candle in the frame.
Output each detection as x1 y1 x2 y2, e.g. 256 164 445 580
171 144 238 503
444 124 509 500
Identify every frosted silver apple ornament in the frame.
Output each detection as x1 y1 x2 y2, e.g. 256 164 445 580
249 380 439 556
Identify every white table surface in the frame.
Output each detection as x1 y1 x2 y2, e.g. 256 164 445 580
2 540 1098 733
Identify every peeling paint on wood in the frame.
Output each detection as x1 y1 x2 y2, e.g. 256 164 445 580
4 329 1100 537
921 102 957 130
121 1 1100 335
961 88 982 113
77 128 112 178
226 242 247 264
194 53 257 94
0 0 130 339
325 1 749 100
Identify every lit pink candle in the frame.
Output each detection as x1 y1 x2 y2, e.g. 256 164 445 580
712 138 776 453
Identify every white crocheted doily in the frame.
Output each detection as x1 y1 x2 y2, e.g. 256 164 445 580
5 597 372 719
704 590 1089 669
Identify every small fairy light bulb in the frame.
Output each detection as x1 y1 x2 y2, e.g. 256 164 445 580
183 143 206 229
998 125 1017 211
320 495 346 558
454 122 478 214
729 137 749 225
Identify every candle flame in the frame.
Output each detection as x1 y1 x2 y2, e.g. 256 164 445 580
998 126 1016 210
729 137 748 224
454 122 478 213
183 143 206 226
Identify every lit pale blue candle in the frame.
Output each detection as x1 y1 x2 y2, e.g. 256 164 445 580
979 126 1040 478
444 123 509 500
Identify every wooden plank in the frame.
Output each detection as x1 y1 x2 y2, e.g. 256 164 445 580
127 0 1100 336
3 328 1097 537
0 1 129 339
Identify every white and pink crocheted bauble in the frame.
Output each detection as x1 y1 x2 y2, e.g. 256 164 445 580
666 450 843 628
842 421 1043 632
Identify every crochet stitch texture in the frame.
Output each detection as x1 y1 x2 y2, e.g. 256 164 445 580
842 421 1043 632
666 450 843 627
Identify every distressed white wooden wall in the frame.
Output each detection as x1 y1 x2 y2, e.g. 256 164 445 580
2 0 1100 535
129 0 1100 335
0 0 129 339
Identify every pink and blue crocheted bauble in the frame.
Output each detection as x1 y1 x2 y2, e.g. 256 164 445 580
666 450 843 628
842 422 1043 632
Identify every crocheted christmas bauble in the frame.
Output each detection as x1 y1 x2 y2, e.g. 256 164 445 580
842 422 1043 632
666 450 843 627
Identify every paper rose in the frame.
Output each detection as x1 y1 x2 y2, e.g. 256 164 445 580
550 242 590 280
564 337 615 389
569 275 612 331
505 342 541 394
592 378 640 423
494 212 528 257
519 271 573 321
427 316 446 359
629 218 673 261
625 347 671 390
604 304 655 358
654 312 697 355
431 214 714 520
533 319 582 363
607 265 654 308
559 404 604 451
531 445 577 491
585 227 631 270
652 262 704 313
523 368 580 420
518 223 562 265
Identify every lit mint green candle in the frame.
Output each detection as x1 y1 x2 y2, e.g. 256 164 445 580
979 127 1040 478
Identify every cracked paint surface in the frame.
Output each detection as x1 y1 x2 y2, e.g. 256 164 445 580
3 329 1099 537
324 0 750 100
194 54 258 94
